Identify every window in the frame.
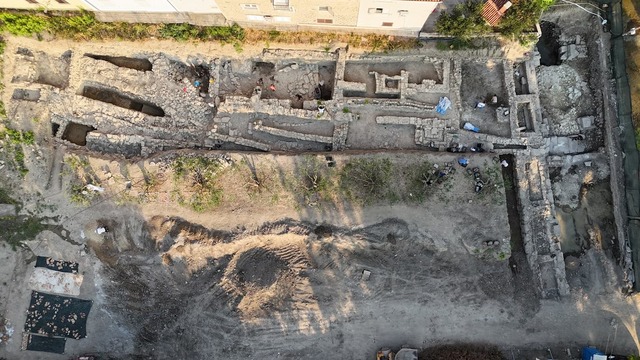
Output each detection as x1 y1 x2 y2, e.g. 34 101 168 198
55 0 69 3
317 18 333 23
247 15 266 21
241 4 259 10
25 0 39 3
273 0 293 11
382 22 393 27
398 10 408 16
319 6 331 11
368 8 384 14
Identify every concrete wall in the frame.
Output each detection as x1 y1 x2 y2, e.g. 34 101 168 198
215 0 359 27
0 0 89 10
171 0 221 13
356 0 439 30
82 0 176 12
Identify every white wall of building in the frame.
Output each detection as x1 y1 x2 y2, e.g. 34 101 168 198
82 0 176 12
356 0 439 30
170 0 221 13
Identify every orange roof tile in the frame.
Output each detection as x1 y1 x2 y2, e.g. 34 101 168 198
482 0 511 26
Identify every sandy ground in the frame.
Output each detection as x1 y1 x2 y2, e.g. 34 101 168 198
0 149 637 360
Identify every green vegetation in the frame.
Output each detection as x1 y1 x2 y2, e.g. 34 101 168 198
68 183 92 205
0 127 35 177
435 0 551 43
339 158 393 204
498 0 552 40
0 187 17 205
0 215 45 250
289 156 334 205
405 161 453 203
172 156 224 212
1 127 35 145
0 11 246 42
435 1 490 41
0 12 47 36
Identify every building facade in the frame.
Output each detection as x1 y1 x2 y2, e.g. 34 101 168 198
1 0 89 11
215 0 361 28
1 0 439 35
356 0 439 32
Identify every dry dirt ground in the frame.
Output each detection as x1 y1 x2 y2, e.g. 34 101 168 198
0 23 638 360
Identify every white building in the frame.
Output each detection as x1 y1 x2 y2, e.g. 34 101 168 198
356 0 440 32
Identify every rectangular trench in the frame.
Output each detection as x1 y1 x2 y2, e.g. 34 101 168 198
80 85 165 117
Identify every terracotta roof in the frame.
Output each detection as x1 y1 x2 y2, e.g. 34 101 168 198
482 0 512 26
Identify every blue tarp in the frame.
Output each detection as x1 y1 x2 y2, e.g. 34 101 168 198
436 97 451 114
582 346 604 360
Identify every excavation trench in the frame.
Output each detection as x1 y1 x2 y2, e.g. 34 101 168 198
500 154 540 306
80 85 165 117
85 54 152 72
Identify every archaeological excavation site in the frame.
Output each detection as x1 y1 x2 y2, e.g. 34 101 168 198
0 7 638 360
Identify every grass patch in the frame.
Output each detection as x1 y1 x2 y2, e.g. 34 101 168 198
339 158 393 204
405 161 454 203
0 215 44 250
0 127 34 177
0 187 17 204
172 156 224 212
288 156 335 206
0 127 35 145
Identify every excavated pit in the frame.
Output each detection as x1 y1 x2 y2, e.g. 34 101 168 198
537 21 562 66
84 54 152 72
62 122 96 146
80 85 165 117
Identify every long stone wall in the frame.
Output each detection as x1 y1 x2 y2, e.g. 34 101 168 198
253 122 333 144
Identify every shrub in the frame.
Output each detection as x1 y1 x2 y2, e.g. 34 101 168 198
435 1 490 40
159 23 199 41
340 158 393 204
172 156 224 212
0 13 48 36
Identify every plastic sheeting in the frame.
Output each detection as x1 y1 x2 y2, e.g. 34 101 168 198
436 97 451 114
22 333 66 354
35 256 79 274
24 291 92 340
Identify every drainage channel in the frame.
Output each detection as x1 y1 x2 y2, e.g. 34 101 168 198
500 154 541 305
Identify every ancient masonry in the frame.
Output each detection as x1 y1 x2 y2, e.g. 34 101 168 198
5 45 594 299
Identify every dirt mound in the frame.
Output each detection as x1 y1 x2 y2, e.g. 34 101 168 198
222 243 311 318
148 215 230 251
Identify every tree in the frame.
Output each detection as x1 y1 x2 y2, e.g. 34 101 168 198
498 0 552 39
435 1 490 40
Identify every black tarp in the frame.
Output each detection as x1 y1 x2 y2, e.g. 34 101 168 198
24 291 92 339
35 256 79 273
23 333 66 354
